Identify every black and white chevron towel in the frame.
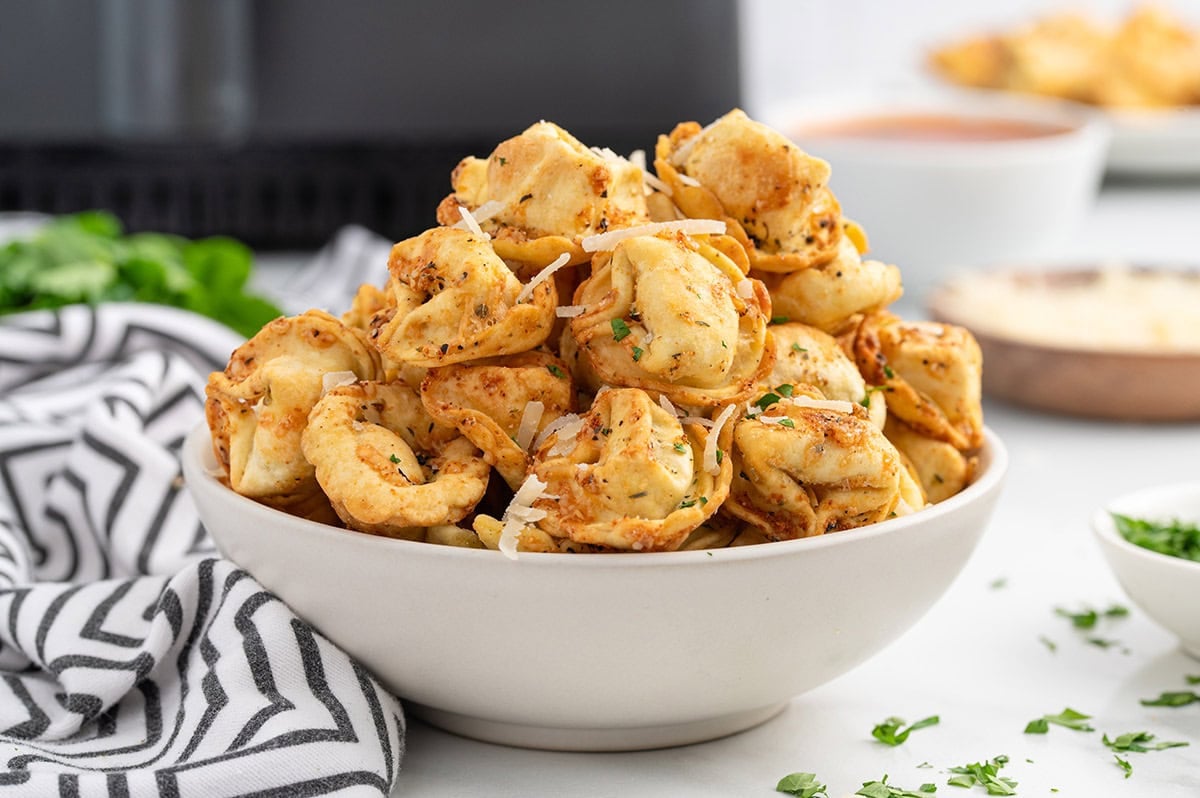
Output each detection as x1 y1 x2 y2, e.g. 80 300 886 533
0 302 404 797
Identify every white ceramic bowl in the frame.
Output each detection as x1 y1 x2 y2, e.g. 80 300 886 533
182 423 1007 751
1093 482 1200 659
757 89 1109 297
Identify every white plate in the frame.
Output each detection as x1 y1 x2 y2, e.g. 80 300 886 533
1106 106 1200 176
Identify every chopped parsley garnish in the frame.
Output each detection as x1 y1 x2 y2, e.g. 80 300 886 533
673 442 687 453
791 343 807 353
632 346 644 361
1054 604 1128 630
871 715 939 746
860 384 891 407
679 499 696 509
946 756 1016 795
1024 707 1093 734
1102 731 1189 753
497 156 508 166
715 449 724 464
755 391 783 411
856 775 936 797
770 315 790 325
1140 690 1200 707
388 454 401 464
610 318 631 341
775 772 828 797
777 417 796 428
547 364 566 378
775 383 795 397
883 364 896 379
1112 513 1200 562
699 496 708 505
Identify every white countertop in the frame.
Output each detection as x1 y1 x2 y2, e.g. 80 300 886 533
381 182 1200 797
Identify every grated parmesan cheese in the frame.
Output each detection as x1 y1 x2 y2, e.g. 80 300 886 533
516 401 544 450
321 370 358 396
516 252 571 304
556 304 586 318
469 199 504 225
498 473 553 560
940 267 1200 352
680 415 715 428
642 171 674 197
581 219 726 252
704 404 737 474
546 417 585 457
533 412 582 450
454 205 489 239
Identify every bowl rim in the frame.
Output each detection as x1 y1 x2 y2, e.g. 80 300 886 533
184 423 1008 569
1091 481 1200 574
756 86 1111 163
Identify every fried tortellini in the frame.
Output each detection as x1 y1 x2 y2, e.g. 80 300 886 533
570 233 773 407
302 381 490 536
419 351 575 491
206 109 986 554
764 322 886 429
931 5 1200 109
204 310 382 521
373 227 557 366
655 108 845 272
481 388 733 552
852 311 984 453
725 391 925 540
437 120 650 267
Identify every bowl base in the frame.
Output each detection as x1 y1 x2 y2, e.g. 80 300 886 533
408 701 789 752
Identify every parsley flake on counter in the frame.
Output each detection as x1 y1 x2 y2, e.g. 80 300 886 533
1140 690 1200 707
1024 707 1094 733
871 715 940 746
610 318 631 341
1102 731 1189 753
1113 754 1133 779
1038 636 1057 653
856 775 936 797
775 771 828 797
946 756 1016 795
1054 604 1127 630
1111 513 1200 562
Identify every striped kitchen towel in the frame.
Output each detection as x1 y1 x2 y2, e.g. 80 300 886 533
0 302 404 797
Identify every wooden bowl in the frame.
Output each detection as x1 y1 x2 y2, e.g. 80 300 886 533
929 268 1200 421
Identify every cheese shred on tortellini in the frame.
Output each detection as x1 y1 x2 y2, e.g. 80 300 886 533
205 109 986 555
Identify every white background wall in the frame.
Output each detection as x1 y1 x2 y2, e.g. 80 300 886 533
738 0 1200 117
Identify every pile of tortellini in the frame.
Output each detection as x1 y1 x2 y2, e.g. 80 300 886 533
204 109 985 557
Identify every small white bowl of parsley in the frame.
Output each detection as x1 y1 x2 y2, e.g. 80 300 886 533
1093 482 1200 658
